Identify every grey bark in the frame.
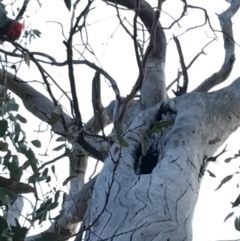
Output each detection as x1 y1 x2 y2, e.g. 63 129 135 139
6 195 24 228
0 0 239 240
85 78 240 241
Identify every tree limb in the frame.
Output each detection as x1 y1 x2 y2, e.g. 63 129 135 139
0 70 112 157
173 35 188 96
105 0 167 134
16 0 30 21
167 39 215 91
194 1 239 92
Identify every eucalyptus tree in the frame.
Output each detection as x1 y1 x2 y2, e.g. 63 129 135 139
0 0 239 241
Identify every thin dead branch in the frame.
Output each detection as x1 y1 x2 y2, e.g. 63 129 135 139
173 35 188 96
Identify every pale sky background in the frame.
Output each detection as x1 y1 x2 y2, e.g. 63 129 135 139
1 0 240 240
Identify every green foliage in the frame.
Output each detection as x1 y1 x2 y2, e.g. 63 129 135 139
31 140 41 148
0 94 73 235
0 119 8 137
117 136 129 147
34 190 62 224
65 147 77 174
2 99 19 114
0 141 8 151
63 0 71 11
16 114 27 123
0 188 17 205
26 148 39 176
24 29 41 44
149 120 172 134
35 232 59 241
12 220 28 241
224 212 234 223
0 215 8 234
56 136 67 142
235 217 240 231
0 215 28 241
215 174 234 191
50 111 62 125
0 3 8 28
52 143 65 151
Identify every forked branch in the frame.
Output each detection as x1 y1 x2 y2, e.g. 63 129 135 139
194 1 239 92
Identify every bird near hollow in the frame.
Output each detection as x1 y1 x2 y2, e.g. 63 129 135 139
0 19 24 42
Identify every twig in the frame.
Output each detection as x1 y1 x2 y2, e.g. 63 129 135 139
163 0 187 30
38 154 66 171
133 0 144 79
167 39 215 91
173 35 188 96
16 0 30 21
113 1 143 57
91 72 106 136
0 48 120 98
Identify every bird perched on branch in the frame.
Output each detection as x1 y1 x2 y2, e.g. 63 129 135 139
0 19 24 42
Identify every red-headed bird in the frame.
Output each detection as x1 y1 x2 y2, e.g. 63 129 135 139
0 19 24 41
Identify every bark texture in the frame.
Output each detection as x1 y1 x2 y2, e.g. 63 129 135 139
85 78 240 240
0 0 239 241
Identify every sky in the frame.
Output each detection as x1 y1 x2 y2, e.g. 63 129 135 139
1 0 240 240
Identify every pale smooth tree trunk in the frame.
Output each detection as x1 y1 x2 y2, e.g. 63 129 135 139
1 0 239 241
84 80 240 240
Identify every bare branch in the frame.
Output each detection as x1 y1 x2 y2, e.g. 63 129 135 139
88 72 115 135
104 0 167 134
38 154 66 171
163 0 187 30
177 4 216 37
113 2 143 57
0 48 121 102
194 1 239 92
0 70 70 133
92 72 103 113
173 35 188 96
16 0 30 21
133 0 144 79
0 71 111 157
167 39 215 91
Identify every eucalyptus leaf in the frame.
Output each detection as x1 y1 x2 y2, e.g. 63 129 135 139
31 140 41 148
0 188 17 204
150 120 172 134
52 144 65 151
117 136 129 147
50 112 61 125
224 212 234 223
0 141 8 151
63 0 71 11
32 29 41 38
4 102 19 113
16 114 27 123
56 136 67 142
0 119 8 137
232 194 240 208
27 148 38 175
215 174 233 191
35 232 59 241
0 4 8 28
